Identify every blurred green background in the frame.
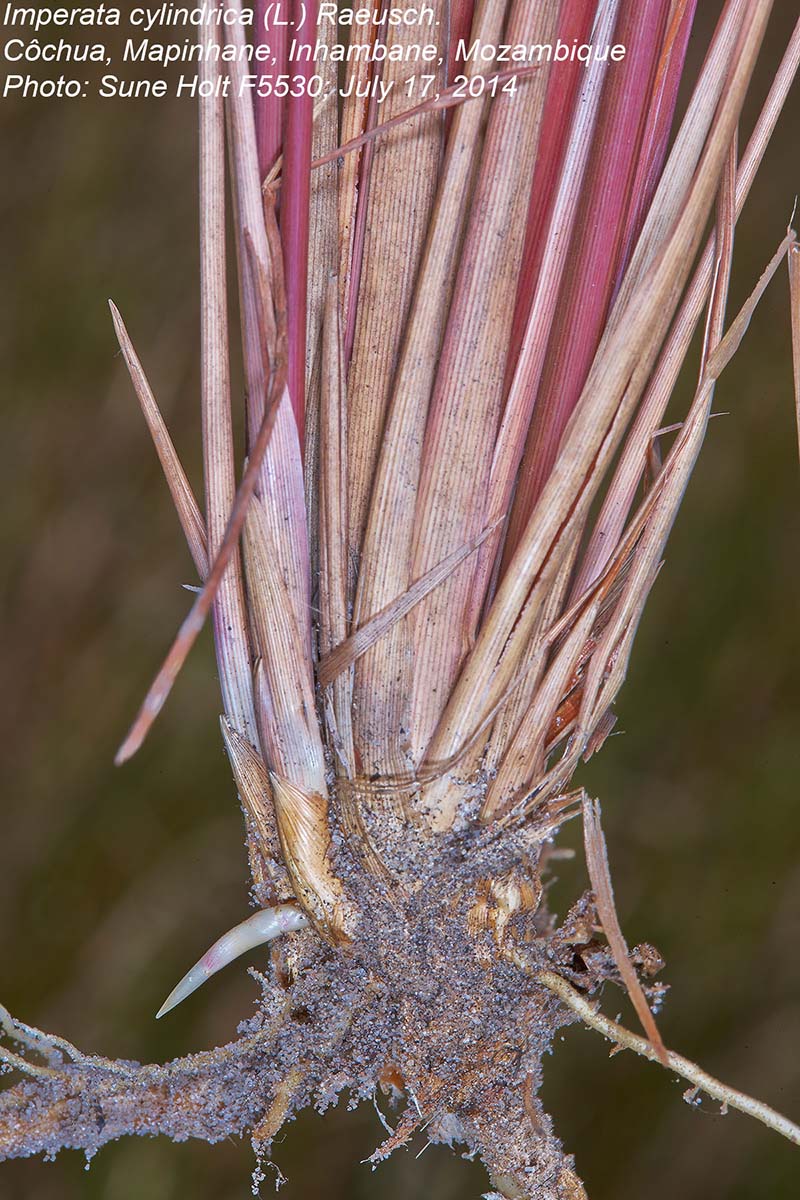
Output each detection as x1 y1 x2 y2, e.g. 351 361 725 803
1 5 798 1198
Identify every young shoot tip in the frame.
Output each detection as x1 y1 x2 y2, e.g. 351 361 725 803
155 903 310 1019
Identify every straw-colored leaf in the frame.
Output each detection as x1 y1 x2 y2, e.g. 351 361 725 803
243 493 327 794
582 796 667 1062
706 229 796 381
114 301 288 766
199 19 257 746
303 16 339 580
336 1 381 322
409 0 560 779
351 0 508 784
225 1 311 667
318 277 354 776
345 1 447 566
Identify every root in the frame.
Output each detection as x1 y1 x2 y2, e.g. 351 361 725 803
0 1009 294 1162
536 969 800 1148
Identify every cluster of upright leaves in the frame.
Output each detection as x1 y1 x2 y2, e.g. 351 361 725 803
110 1 798 965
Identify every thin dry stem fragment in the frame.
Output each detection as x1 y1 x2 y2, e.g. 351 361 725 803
109 301 208 578
312 65 539 172
323 524 500 688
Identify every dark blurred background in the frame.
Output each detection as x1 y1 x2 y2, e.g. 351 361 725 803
1 5 798 1198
